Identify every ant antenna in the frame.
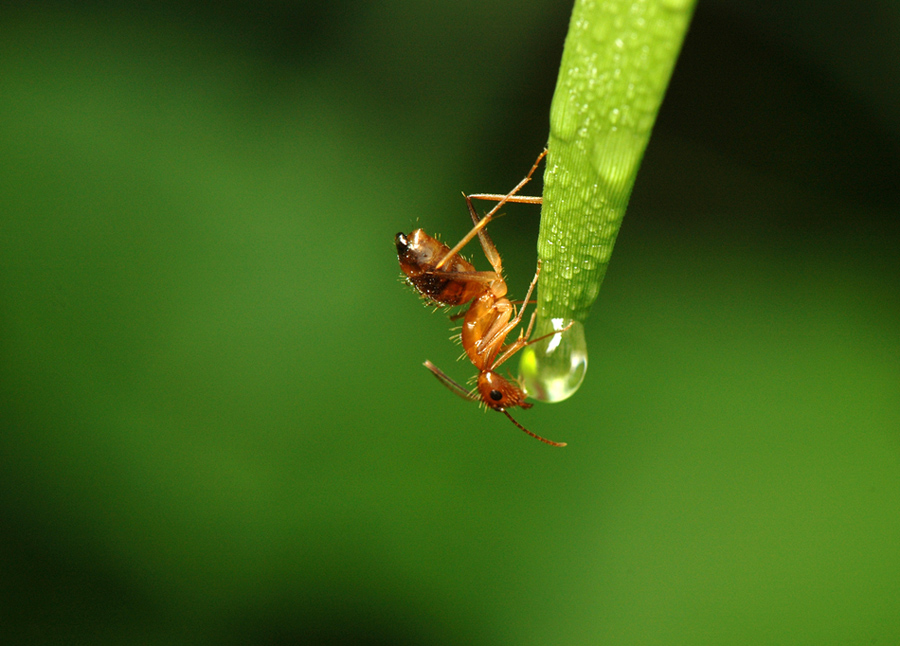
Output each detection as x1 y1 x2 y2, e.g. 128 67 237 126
501 409 567 447
424 360 478 402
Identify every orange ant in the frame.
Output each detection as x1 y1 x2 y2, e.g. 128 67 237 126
395 149 570 447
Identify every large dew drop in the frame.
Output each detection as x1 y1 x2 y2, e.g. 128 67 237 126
518 318 587 403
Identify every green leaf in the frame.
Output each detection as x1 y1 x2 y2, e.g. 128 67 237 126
520 0 696 402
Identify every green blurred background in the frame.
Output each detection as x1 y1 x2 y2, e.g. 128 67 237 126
2 1 898 643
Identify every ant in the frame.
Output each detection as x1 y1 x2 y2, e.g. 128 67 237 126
395 149 570 447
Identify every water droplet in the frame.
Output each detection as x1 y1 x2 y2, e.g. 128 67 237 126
518 319 588 403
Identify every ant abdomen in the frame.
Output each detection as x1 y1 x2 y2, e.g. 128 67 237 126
395 229 482 306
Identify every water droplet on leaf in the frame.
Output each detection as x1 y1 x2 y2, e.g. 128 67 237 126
518 319 588 403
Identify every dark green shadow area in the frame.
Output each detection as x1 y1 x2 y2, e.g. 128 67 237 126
1 2 898 644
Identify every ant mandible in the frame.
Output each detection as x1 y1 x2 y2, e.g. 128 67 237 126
395 149 570 447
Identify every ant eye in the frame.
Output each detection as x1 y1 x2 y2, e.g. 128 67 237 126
489 390 503 401
395 233 409 253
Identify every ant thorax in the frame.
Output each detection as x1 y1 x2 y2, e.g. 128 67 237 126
461 293 512 368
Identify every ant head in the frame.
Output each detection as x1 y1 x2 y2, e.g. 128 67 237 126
477 370 564 446
477 371 532 411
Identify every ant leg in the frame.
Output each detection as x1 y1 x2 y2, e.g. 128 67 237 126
505 259 541 331
435 149 547 271
474 261 543 361
476 148 546 225
457 148 547 274
468 194 543 205
427 269 500 286
480 261 578 370
434 193 506 273
492 318 575 370
464 193 503 275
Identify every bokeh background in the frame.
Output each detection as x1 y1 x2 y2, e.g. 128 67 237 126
2 1 899 644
